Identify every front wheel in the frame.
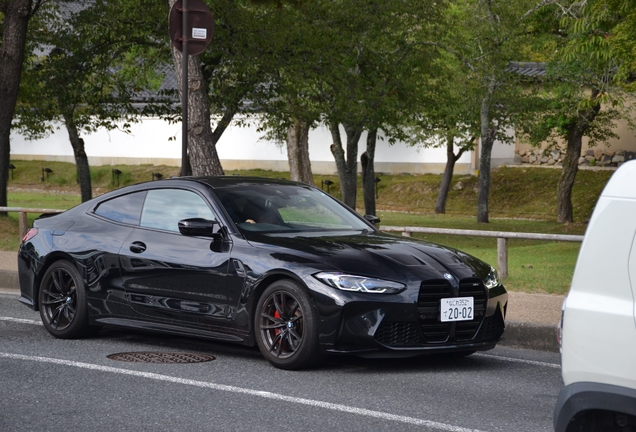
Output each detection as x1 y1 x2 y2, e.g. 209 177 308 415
39 260 96 339
255 280 322 370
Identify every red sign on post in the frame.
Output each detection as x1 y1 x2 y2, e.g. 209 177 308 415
169 0 214 56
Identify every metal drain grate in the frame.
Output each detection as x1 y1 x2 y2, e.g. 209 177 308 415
107 352 215 364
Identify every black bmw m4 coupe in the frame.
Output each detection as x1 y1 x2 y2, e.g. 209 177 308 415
18 176 507 369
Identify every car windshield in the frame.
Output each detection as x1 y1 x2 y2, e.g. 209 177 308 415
214 184 371 234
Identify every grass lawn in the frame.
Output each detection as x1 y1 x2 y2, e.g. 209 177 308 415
2 160 605 295
413 234 579 295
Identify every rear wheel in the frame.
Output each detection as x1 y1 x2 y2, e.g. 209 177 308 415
39 260 96 339
255 280 322 370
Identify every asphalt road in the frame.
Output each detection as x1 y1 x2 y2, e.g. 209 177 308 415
0 292 563 432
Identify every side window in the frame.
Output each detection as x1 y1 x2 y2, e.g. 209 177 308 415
140 189 216 232
94 191 146 225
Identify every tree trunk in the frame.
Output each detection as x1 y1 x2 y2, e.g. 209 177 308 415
361 128 377 216
183 152 193 176
168 0 224 176
556 129 582 223
329 122 362 209
477 135 496 223
0 0 32 212
557 95 601 223
286 118 314 184
435 132 458 214
477 81 497 224
62 111 92 202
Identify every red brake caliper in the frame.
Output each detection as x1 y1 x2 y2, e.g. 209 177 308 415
273 309 284 350
274 310 281 336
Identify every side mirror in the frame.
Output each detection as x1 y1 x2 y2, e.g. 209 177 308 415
364 215 381 226
178 218 218 237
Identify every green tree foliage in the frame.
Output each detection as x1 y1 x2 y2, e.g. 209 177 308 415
0 0 45 213
420 0 544 222
518 0 633 222
6 0 633 222
15 0 173 201
167 0 299 176
562 0 636 92
251 2 331 185
243 1 442 211
314 0 442 211
406 44 482 215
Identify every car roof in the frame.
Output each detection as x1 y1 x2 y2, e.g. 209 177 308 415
84 176 314 206
182 176 311 189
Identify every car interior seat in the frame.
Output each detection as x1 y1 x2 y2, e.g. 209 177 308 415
241 200 280 225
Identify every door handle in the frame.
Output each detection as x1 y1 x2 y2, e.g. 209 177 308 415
129 241 147 254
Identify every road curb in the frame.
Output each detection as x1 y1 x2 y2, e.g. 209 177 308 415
499 321 559 353
0 270 19 291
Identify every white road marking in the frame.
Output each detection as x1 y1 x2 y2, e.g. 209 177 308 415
0 352 487 432
475 353 560 369
0 316 42 325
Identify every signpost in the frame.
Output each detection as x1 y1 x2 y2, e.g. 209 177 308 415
168 0 214 176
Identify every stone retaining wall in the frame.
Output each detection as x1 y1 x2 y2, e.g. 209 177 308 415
515 148 636 168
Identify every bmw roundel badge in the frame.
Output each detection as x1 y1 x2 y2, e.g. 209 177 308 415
443 273 454 280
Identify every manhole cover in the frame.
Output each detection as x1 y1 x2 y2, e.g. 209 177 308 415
107 352 215 364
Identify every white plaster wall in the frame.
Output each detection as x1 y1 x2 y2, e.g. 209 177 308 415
10 117 502 173
12 118 183 159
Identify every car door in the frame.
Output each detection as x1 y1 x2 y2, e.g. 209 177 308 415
119 187 238 327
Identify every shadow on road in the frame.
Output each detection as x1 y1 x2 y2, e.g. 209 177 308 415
94 327 494 373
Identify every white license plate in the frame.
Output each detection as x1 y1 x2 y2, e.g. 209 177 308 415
440 297 474 322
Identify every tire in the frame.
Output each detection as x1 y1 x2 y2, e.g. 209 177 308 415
255 280 322 370
39 260 97 339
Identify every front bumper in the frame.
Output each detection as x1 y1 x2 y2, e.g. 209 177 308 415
311 277 507 357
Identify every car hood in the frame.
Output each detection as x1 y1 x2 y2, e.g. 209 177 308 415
244 231 491 283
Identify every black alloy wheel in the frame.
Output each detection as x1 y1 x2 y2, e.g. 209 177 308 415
39 260 95 339
255 280 321 370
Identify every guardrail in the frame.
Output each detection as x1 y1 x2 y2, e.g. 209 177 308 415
0 207 65 241
380 225 584 279
0 206 585 279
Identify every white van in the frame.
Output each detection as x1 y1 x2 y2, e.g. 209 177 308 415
554 160 636 431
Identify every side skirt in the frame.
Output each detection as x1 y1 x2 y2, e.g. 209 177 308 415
95 317 248 344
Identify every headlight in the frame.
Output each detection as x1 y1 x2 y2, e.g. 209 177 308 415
314 272 406 294
484 266 499 289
